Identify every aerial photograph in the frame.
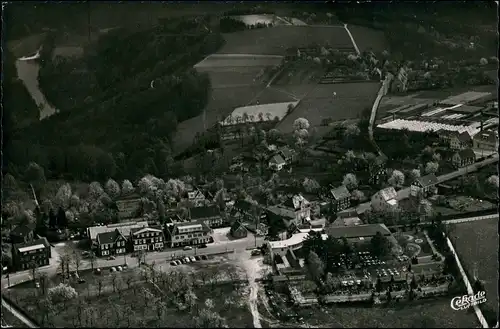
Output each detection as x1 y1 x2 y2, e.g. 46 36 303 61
2 2 499 328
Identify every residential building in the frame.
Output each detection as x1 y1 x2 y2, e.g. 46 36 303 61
473 129 499 151
451 148 476 168
410 174 439 197
87 221 149 246
96 229 128 257
129 226 165 252
269 154 286 171
12 238 51 271
278 146 296 164
187 188 206 207
10 224 35 244
450 131 473 150
230 220 248 239
115 193 142 219
329 186 351 213
189 205 224 228
268 194 311 228
232 199 261 221
332 210 362 226
165 221 213 248
371 187 398 212
368 155 388 185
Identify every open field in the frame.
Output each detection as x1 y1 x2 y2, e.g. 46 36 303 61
7 254 254 328
345 25 387 53
246 87 299 105
198 67 276 88
194 54 284 69
172 86 263 153
272 61 324 86
294 300 479 328
277 82 379 133
449 217 499 317
219 26 354 55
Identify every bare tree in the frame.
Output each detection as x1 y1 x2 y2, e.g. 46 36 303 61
111 272 118 293
97 276 103 296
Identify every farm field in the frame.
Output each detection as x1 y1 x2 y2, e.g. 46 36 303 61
449 217 499 317
197 67 275 88
219 26 354 55
172 85 263 153
272 61 324 86
278 82 379 134
345 24 387 53
246 87 299 105
194 54 284 68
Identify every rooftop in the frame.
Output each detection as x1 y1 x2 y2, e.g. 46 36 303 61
377 118 480 135
88 221 149 241
282 194 310 210
268 232 328 250
326 224 391 239
330 185 351 200
97 229 126 245
269 154 286 165
15 238 50 253
189 206 220 219
440 91 492 106
416 174 439 187
377 187 397 202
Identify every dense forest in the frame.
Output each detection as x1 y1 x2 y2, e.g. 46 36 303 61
4 17 225 183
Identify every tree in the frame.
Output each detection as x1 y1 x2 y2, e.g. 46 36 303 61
293 118 310 130
388 170 405 188
342 173 358 190
122 179 134 195
165 179 186 199
24 162 46 191
89 181 104 199
65 210 75 223
419 199 433 220
3 174 19 199
70 194 80 208
370 231 390 257
479 57 488 65
350 189 365 202
48 283 78 306
306 251 325 282
303 178 320 193
54 183 72 209
267 129 281 143
486 175 499 189
425 161 439 174
409 169 421 182
105 179 121 199
194 309 228 328
57 207 68 228
48 208 57 228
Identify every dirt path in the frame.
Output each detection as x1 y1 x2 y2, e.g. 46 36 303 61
238 252 263 328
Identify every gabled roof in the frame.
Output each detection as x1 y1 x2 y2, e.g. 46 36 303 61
130 226 163 236
282 194 309 210
330 186 351 200
279 146 294 159
377 187 397 201
474 130 498 143
190 205 221 220
188 189 205 200
233 199 256 213
457 131 472 142
230 220 247 234
96 229 126 245
269 154 286 165
416 174 439 187
88 221 149 241
169 220 211 235
14 237 50 253
456 148 476 159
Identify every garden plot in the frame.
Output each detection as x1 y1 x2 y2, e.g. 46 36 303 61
277 82 379 134
219 26 354 55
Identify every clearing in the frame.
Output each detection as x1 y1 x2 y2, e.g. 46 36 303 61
449 217 499 318
277 82 379 134
219 26 354 55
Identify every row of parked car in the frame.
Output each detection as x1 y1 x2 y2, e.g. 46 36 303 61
170 254 208 266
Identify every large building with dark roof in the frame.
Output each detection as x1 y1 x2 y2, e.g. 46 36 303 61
165 221 213 248
12 237 51 271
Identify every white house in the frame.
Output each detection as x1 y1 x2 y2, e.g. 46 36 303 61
269 154 286 171
268 194 311 228
165 221 213 248
371 187 398 212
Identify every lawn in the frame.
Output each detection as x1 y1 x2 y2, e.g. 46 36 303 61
8 262 253 328
218 26 354 55
277 82 379 134
449 217 499 319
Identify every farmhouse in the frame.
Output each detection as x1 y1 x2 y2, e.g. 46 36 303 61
473 128 499 151
186 188 206 207
10 224 35 244
371 187 398 212
410 174 439 198
329 185 351 213
451 148 476 168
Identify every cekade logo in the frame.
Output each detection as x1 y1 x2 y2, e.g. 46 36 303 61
450 291 487 311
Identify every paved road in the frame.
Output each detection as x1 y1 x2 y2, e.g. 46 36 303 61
353 154 499 214
368 74 393 157
1 235 265 289
343 24 360 55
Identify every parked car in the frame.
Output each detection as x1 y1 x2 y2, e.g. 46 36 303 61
78 278 86 284
170 261 177 266
110 267 116 272
251 249 261 256
194 256 201 261
108 256 116 260
199 244 207 248
117 266 123 272
94 268 102 275
35 281 40 288
190 256 196 262
175 260 182 265
184 257 191 263
201 255 208 260
184 246 193 251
